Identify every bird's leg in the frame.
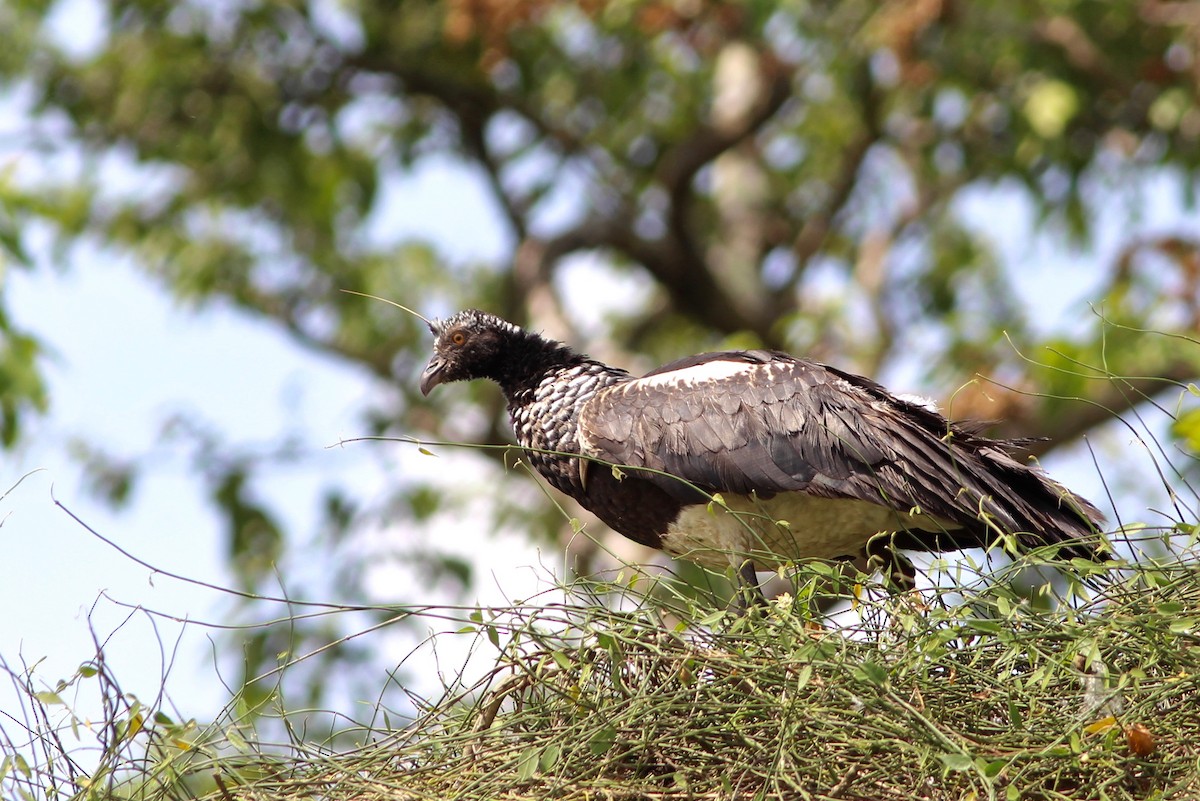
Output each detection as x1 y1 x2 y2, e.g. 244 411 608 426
728 558 767 615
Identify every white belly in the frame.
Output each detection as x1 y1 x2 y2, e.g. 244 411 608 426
659 492 954 570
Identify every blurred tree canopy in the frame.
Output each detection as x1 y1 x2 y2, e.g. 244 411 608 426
2 0 1199 706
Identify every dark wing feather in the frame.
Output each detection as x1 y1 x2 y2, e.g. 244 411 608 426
579 351 890 500
586 352 893 492
578 351 1104 558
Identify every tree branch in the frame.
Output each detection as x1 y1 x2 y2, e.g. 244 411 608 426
1032 15 1125 88
637 54 794 343
966 364 1199 459
457 108 528 242
790 62 881 280
346 51 587 159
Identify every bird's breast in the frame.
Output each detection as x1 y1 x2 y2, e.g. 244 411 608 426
510 366 618 496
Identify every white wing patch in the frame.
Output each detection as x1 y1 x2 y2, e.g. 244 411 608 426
895 393 940 413
633 359 756 388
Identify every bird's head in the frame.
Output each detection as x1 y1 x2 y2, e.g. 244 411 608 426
419 309 526 396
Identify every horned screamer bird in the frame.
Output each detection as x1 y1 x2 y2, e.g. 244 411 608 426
418 309 1107 596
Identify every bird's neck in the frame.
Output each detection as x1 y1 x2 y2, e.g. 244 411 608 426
493 332 626 410
498 333 629 497
491 332 583 400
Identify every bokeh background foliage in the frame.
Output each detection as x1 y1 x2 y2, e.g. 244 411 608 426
1 0 1199 725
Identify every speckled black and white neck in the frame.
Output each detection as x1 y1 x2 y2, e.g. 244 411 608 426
511 359 632 497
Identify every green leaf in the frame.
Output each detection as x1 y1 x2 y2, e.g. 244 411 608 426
1024 78 1080 138
589 724 616 756
965 619 1003 634
516 747 539 780
226 727 249 753
853 661 888 687
1008 700 1023 728
34 691 63 705
0 223 30 265
937 753 974 773
539 744 561 771
795 664 813 690
123 713 144 741
1171 407 1200 455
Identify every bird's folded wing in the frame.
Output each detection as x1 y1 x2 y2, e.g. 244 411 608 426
576 350 1106 559
576 350 922 508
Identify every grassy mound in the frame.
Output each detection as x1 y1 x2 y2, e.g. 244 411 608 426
6 552 1200 801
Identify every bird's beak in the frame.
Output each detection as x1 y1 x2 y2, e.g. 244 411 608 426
419 356 447 396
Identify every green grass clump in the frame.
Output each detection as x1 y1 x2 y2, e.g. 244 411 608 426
7 555 1200 801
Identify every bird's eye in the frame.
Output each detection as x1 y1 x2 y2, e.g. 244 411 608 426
451 331 467 346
